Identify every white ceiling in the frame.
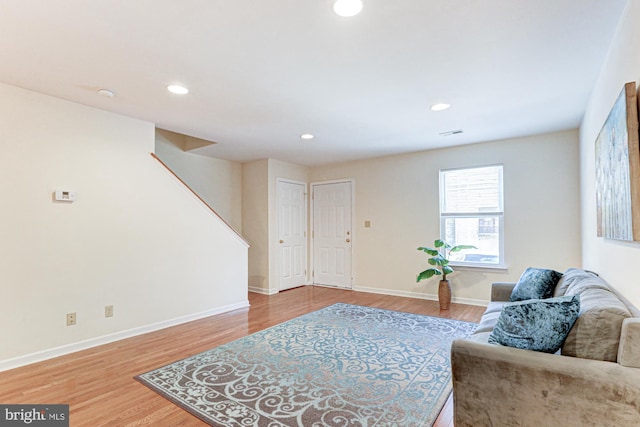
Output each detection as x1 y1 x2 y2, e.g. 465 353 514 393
0 1 627 166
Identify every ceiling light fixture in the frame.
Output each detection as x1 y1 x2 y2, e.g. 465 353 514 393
300 133 315 140
430 103 451 111
333 0 363 17
167 84 189 95
97 88 115 98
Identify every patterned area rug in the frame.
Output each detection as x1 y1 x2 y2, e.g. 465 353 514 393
135 303 476 426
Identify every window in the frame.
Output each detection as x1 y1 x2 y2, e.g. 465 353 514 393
440 165 504 267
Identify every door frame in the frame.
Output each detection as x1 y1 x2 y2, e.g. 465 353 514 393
276 178 309 291
310 179 355 289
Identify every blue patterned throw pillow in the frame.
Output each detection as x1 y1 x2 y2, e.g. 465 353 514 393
488 295 580 353
510 267 563 302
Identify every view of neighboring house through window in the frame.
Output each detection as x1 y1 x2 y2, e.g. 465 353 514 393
440 165 504 267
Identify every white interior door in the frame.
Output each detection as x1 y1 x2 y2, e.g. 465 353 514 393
312 181 353 288
278 180 307 291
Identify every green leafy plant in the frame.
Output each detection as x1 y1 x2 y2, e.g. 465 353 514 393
417 239 477 282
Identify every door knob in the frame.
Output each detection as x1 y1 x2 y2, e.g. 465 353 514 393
279 240 284 243
346 239 351 243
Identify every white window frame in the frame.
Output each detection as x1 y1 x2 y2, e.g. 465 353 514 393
439 164 505 269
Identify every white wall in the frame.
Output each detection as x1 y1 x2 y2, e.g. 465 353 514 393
310 130 581 304
242 159 271 293
580 0 640 307
155 129 243 232
241 158 310 294
0 83 248 369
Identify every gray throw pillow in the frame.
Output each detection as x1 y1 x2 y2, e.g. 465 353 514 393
510 267 563 302
488 295 581 353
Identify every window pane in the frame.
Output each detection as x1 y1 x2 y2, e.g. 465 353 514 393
444 216 501 264
442 166 502 213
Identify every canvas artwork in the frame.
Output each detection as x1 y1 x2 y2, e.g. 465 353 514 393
595 82 640 241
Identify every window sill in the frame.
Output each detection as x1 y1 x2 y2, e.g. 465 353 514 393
449 262 508 273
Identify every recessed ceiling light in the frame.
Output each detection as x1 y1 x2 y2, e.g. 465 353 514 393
167 84 189 95
430 103 451 111
333 0 363 17
97 88 115 98
300 133 314 140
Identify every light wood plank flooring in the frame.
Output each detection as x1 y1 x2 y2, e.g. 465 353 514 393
0 286 484 426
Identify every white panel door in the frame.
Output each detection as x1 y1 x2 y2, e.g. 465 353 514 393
278 180 307 291
313 181 352 288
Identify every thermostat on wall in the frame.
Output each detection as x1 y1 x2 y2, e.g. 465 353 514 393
54 190 77 202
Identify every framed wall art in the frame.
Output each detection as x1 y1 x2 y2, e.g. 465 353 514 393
595 81 640 241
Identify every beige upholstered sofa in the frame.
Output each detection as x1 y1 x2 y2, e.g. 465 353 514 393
451 268 640 426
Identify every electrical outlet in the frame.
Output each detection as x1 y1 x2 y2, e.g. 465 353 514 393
105 305 113 318
66 312 76 326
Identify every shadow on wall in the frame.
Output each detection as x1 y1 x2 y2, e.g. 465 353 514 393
413 269 501 302
249 275 267 289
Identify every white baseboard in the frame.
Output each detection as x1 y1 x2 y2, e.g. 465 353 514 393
352 285 488 307
0 300 250 373
448 295 489 307
248 286 279 295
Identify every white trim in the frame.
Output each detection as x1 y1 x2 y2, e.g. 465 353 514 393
352 284 489 307
440 212 503 217
439 162 505 174
152 153 249 248
449 262 508 271
0 300 249 372
310 179 355 289
439 164 505 267
248 286 279 295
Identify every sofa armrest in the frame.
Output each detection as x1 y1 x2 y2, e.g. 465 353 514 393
490 282 515 302
451 339 640 427
619 318 640 368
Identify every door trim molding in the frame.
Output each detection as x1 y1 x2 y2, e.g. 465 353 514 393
310 179 355 289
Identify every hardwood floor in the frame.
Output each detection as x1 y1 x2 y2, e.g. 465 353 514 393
0 286 484 426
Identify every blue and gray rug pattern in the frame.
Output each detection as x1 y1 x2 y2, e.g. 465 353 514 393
136 303 477 426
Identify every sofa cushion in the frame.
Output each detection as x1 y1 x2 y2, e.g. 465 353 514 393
553 268 600 297
475 310 502 334
467 331 491 344
619 318 640 367
562 287 631 361
473 302 506 334
484 301 506 315
488 295 580 353
510 267 563 302
564 273 612 296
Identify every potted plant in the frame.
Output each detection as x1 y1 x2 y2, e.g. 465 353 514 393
417 239 476 310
